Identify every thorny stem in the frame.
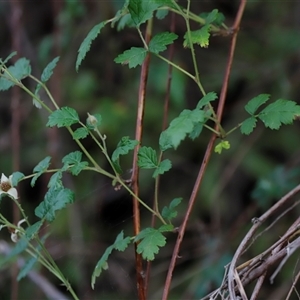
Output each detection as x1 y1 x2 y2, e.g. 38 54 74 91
162 1 247 299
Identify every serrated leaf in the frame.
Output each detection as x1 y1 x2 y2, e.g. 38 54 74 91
113 231 131 251
35 187 74 222
48 171 63 189
73 127 89 139
200 9 225 26
134 228 166 261
91 231 131 289
76 21 106 71
91 245 113 289
159 109 206 150
17 256 38 281
47 107 79 128
138 146 157 168
114 47 147 68
153 159 172 178
214 140 230 154
41 57 60 82
0 58 31 91
149 32 178 54
258 99 300 130
62 151 88 176
189 123 204 140
31 156 51 187
245 94 270 115
196 92 218 109
11 171 24 187
240 117 257 135
162 197 182 221
183 24 210 48
112 136 139 162
158 224 174 232
128 0 160 26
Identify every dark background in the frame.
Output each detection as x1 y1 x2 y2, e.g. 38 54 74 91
0 1 300 299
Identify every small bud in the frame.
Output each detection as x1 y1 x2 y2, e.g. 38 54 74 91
87 113 98 126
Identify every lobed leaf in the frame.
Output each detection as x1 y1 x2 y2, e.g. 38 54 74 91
258 99 300 130
41 57 60 82
196 92 218 109
161 197 182 221
47 107 79 128
0 58 31 91
153 159 172 178
138 146 158 169
35 187 74 222
183 24 210 48
112 136 138 162
76 21 106 71
48 171 63 189
114 47 147 68
31 156 51 187
62 151 88 176
73 127 89 140
134 228 167 261
159 109 206 150
128 0 159 26
91 231 131 289
214 140 230 154
245 94 270 115
149 32 178 54
240 117 257 135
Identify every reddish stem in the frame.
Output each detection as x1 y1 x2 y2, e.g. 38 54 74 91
131 20 153 300
162 1 247 299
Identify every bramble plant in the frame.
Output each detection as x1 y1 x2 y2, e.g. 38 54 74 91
1 1 300 299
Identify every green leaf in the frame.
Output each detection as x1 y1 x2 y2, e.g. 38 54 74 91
149 32 178 54
196 92 218 109
258 99 300 130
134 228 167 261
138 146 157 168
41 57 60 82
46 107 79 128
62 151 88 176
153 159 172 178
11 172 25 187
114 47 147 68
91 245 113 289
128 0 160 26
240 117 257 135
113 231 131 251
162 197 182 221
25 221 44 240
35 187 74 222
17 256 38 281
112 136 139 162
0 58 31 91
159 109 206 150
200 9 225 26
73 127 89 139
245 94 270 115
0 52 17 66
48 171 63 189
183 24 210 48
76 21 106 71
91 231 131 289
31 156 51 187
214 140 230 154
155 9 169 20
